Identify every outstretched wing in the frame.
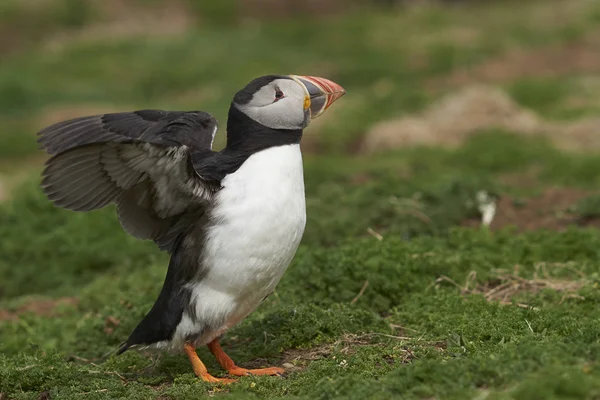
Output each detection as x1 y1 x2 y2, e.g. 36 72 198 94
38 109 220 253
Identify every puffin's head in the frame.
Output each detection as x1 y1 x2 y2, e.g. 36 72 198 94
232 74 346 130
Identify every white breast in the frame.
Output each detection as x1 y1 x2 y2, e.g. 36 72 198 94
172 144 306 348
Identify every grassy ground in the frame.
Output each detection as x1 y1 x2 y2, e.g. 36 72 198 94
2 1 600 399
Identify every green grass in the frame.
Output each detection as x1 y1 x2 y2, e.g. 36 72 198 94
1 0 599 154
3 0 600 398
508 78 572 115
3 133 600 399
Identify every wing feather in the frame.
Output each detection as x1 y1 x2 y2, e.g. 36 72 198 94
116 181 172 240
38 110 220 253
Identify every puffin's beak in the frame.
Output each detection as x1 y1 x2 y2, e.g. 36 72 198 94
291 75 346 119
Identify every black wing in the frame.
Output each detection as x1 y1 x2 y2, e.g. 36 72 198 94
38 109 220 253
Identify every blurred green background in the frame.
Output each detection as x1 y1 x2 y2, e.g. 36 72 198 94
3 1 600 399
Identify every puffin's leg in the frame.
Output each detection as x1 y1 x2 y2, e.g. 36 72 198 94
184 342 237 384
207 339 285 377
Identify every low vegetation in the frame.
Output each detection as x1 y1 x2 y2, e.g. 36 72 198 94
2 0 600 399
3 132 600 399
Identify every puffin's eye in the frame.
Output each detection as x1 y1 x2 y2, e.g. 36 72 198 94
275 89 284 100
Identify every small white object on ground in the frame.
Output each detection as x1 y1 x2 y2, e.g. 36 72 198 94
476 190 497 226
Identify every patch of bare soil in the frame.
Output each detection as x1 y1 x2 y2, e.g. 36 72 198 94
230 332 432 374
429 35 600 90
364 27 600 154
274 332 446 371
432 263 588 310
240 0 349 19
363 85 541 152
11 0 359 54
362 84 600 153
464 187 599 232
0 297 78 322
43 0 193 52
550 117 600 152
1 0 193 55
279 335 372 372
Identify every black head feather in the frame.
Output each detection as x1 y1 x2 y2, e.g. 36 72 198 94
232 75 291 105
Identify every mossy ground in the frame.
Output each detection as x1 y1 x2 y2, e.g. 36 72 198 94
2 1 600 399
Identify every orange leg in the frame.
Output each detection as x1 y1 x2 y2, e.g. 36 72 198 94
184 343 237 384
207 339 285 377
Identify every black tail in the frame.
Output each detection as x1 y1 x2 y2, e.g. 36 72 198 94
117 237 192 355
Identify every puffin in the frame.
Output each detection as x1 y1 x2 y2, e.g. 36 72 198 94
37 74 345 383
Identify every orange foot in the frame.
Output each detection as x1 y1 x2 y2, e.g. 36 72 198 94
184 343 237 384
199 374 237 384
208 339 285 378
228 366 285 377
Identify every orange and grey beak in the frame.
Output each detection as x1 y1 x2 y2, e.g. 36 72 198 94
291 75 346 119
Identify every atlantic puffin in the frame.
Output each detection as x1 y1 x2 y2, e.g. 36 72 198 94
37 75 345 383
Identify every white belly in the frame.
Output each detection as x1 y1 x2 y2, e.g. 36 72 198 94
171 144 306 348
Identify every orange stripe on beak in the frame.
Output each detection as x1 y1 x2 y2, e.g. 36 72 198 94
292 75 346 119
299 76 346 111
